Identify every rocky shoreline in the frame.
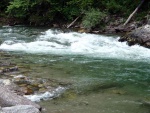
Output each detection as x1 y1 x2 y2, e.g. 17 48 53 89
63 17 150 49
0 51 69 113
119 24 150 48
0 51 41 112
1 15 150 49
0 83 41 113
97 22 150 49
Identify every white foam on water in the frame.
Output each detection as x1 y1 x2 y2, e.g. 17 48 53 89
24 86 66 102
0 29 150 61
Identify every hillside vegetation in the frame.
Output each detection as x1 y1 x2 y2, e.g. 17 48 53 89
0 0 150 28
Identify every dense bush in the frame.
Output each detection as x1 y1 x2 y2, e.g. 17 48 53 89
6 0 30 18
82 8 106 29
0 0 149 26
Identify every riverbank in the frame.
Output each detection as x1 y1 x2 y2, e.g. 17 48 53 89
0 51 69 112
0 14 146 33
0 14 148 34
0 51 40 112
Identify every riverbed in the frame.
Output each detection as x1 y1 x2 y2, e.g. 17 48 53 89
0 26 150 113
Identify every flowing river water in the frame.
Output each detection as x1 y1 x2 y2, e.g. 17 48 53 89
0 26 150 113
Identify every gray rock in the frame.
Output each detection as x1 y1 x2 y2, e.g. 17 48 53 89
119 24 150 48
1 105 40 113
0 84 41 110
0 79 25 95
0 79 19 91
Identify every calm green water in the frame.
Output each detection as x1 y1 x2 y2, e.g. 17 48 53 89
0 26 150 113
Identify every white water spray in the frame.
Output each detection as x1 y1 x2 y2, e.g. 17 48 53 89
0 29 150 61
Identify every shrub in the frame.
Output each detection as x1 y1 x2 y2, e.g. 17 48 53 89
6 0 30 18
106 0 122 14
82 8 106 29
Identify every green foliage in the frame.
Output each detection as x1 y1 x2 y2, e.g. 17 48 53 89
105 0 122 14
1 0 149 25
6 0 55 24
67 0 94 10
82 8 106 29
60 0 94 20
6 0 30 18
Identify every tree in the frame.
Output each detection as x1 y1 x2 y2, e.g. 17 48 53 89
124 0 146 26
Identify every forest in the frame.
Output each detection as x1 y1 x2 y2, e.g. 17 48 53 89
0 0 150 28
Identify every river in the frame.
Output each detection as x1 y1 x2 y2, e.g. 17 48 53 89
0 26 150 113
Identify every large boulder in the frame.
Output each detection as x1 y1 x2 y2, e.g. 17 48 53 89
0 84 41 110
1 105 40 113
119 24 150 48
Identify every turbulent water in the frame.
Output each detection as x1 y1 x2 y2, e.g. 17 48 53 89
1 26 150 61
0 26 150 113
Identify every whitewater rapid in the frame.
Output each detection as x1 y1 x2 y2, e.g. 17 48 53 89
0 27 150 61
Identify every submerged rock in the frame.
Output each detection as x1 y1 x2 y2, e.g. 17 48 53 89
111 89 126 95
13 75 30 85
0 66 19 75
119 24 150 48
141 100 150 107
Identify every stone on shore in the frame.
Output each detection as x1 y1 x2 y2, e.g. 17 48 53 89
1 105 40 113
0 84 41 110
119 24 150 48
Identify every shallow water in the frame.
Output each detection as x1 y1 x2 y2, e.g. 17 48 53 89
0 26 150 113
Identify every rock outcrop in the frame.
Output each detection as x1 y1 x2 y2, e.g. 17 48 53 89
0 84 41 110
119 24 150 48
1 105 40 113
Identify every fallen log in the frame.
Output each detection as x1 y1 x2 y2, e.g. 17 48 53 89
67 16 80 28
124 0 145 26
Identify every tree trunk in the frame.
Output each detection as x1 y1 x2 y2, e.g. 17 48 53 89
124 0 145 26
67 16 80 28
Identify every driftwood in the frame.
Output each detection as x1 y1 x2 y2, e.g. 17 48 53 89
67 16 80 28
124 0 145 26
